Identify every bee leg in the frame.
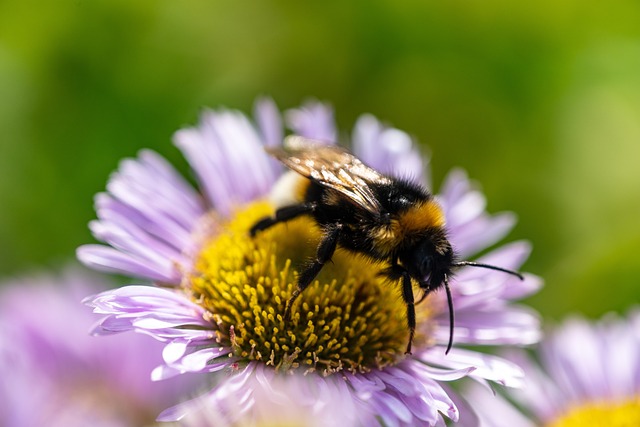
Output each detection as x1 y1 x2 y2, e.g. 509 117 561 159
283 223 343 323
250 203 316 236
397 267 416 355
383 260 416 354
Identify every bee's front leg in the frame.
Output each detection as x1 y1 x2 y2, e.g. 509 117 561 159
250 203 317 236
385 259 416 355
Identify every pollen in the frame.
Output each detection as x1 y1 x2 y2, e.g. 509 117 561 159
187 201 427 374
547 397 640 427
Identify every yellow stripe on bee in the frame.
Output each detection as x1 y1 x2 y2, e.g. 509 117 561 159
370 220 402 256
370 200 445 256
295 177 310 202
400 199 446 233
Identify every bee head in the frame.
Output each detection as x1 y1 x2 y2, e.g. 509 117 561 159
402 229 454 290
400 230 456 355
399 228 523 356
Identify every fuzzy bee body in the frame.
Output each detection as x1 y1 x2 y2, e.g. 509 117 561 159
251 136 522 354
291 175 445 261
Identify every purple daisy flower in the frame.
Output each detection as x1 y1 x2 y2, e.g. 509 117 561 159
0 267 198 427
80 99 542 426
465 312 640 427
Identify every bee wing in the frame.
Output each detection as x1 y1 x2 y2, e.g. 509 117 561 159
266 135 390 214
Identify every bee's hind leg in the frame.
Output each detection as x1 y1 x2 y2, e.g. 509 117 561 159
249 203 316 236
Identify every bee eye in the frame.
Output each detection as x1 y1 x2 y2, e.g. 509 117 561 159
421 257 432 274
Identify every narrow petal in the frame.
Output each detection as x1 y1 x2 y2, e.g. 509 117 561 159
77 244 179 282
460 383 537 427
79 150 204 283
420 348 525 388
285 100 337 142
435 306 541 346
174 108 279 215
254 96 284 149
449 212 517 259
437 168 517 258
352 113 428 185
541 317 607 401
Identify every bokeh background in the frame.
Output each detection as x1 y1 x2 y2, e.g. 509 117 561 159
1 0 639 320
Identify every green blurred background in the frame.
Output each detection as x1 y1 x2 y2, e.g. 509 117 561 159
1 0 639 320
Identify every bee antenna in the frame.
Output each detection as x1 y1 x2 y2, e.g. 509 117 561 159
453 261 524 280
444 274 454 355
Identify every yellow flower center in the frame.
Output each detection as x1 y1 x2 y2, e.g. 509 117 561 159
188 201 431 375
547 397 640 427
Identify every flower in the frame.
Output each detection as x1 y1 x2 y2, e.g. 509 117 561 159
0 267 198 427
80 98 542 426
465 312 640 427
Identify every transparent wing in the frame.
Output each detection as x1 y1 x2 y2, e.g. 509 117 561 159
266 135 391 214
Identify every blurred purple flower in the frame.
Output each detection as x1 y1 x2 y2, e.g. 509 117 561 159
285 99 337 142
0 267 198 427
465 312 640 427
80 98 542 426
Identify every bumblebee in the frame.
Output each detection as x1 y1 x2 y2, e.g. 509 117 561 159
250 136 523 354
